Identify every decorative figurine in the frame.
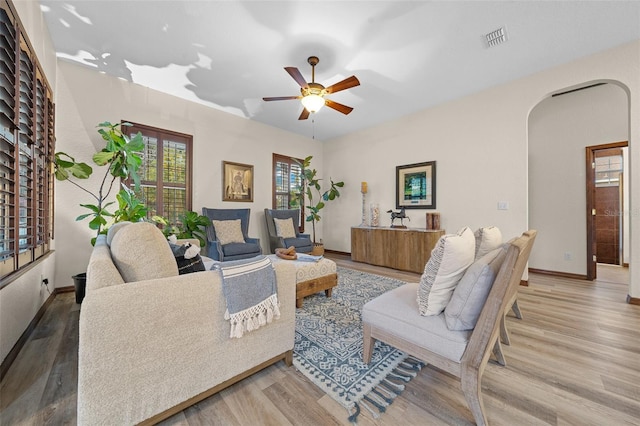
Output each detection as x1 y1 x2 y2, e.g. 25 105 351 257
387 207 410 228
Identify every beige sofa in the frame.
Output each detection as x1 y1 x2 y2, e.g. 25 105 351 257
78 222 296 425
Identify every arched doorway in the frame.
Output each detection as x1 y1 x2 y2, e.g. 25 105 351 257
528 81 630 286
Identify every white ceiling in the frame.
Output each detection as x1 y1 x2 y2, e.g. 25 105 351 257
40 1 640 141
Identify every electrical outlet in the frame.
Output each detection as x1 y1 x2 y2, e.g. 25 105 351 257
497 201 509 210
564 252 573 261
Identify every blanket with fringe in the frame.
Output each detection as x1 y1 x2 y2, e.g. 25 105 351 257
214 256 280 338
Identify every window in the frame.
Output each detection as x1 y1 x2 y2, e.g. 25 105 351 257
0 1 55 283
125 122 192 224
272 153 303 231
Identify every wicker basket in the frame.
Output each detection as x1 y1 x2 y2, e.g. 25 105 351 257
311 243 325 256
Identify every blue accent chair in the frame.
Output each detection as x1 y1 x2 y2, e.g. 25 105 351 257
264 208 313 254
202 208 262 261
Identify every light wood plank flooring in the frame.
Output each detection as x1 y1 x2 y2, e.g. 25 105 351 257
1 257 638 425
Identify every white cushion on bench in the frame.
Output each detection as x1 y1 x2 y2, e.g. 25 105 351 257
363 282 471 362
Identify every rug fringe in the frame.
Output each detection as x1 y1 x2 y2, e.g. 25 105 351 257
371 387 394 404
347 402 360 423
346 356 427 422
360 400 381 419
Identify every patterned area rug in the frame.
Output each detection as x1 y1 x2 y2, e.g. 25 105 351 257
293 267 424 422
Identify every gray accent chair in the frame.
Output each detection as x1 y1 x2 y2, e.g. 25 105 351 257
264 208 313 254
201 208 262 261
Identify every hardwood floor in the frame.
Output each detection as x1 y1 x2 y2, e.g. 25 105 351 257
1 258 638 425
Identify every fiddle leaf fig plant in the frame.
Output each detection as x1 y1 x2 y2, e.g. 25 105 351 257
54 121 145 245
291 155 344 244
112 185 148 224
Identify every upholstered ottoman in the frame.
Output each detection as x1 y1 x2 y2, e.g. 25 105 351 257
268 255 338 308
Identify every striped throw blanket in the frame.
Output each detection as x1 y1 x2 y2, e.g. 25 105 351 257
213 256 280 338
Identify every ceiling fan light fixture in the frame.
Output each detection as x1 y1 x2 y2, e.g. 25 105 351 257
301 94 325 113
264 56 359 120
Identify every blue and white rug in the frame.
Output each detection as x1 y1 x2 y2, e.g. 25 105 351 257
293 267 424 422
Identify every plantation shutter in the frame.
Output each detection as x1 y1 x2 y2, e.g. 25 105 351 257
126 122 192 225
0 5 15 275
0 1 55 282
17 33 34 267
272 153 304 232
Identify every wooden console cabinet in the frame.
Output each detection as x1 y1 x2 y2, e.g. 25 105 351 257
351 226 445 274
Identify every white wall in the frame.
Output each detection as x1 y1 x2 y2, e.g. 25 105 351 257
53 60 322 289
528 83 628 275
0 0 57 364
323 40 640 298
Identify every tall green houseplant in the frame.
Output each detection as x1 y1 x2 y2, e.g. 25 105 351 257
291 156 344 244
54 121 145 245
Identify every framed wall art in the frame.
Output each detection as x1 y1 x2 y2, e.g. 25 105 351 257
396 161 436 209
222 161 254 202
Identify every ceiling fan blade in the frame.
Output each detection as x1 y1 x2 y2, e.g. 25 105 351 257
298 108 310 120
325 99 354 115
325 75 360 94
262 96 301 101
285 67 308 88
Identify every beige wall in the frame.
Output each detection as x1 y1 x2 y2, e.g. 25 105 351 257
529 83 628 275
0 0 57 364
53 60 322 289
323 40 640 297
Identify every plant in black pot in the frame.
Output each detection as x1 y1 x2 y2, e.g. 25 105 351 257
291 155 344 255
55 121 145 302
152 211 211 249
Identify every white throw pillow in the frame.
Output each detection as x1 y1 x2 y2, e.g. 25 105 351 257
212 219 245 245
474 226 502 260
445 246 507 330
274 217 297 239
417 226 475 316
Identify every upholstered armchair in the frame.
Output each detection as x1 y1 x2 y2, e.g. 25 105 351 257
264 208 313 254
201 208 262 261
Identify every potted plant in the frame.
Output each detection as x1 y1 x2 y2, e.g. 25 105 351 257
291 155 344 255
55 121 145 243
153 211 212 249
54 121 145 302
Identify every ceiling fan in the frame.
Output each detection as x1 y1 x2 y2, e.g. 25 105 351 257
263 56 360 120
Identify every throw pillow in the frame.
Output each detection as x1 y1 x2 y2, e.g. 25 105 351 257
417 226 475 316
110 222 179 282
474 226 502 260
444 246 507 330
106 221 132 246
169 242 206 275
274 217 297 239
212 219 245 245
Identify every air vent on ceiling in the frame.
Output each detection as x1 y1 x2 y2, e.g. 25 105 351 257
485 26 507 48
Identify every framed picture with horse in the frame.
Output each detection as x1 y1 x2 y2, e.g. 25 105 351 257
396 161 436 209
